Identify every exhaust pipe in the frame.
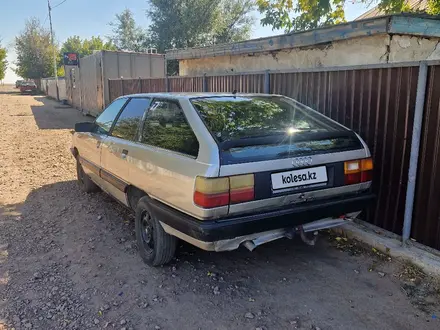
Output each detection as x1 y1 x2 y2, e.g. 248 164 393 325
241 214 359 251
242 240 256 252
241 229 288 251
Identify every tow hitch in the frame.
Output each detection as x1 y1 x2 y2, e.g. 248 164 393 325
298 227 319 246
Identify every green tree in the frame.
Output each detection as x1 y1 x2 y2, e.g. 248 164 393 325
257 0 440 33
15 18 56 79
212 0 255 44
147 0 255 51
0 42 7 81
147 0 254 74
59 36 116 76
60 35 116 58
109 9 148 52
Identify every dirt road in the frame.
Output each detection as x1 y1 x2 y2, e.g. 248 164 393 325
0 85 439 330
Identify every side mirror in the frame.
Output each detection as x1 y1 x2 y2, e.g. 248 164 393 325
75 122 97 133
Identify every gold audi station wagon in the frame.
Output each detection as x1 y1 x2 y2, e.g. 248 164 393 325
72 93 374 266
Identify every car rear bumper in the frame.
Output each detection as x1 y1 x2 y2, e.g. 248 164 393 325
150 192 375 251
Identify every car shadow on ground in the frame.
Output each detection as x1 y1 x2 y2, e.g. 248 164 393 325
2 179 440 329
30 96 92 130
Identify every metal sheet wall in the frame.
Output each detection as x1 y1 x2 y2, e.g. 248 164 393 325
271 68 419 234
108 79 123 102
169 76 203 92
108 78 167 102
207 74 264 93
65 65 82 110
79 53 103 117
101 51 165 106
108 74 265 102
140 78 166 93
40 78 67 100
412 65 440 249
122 79 141 96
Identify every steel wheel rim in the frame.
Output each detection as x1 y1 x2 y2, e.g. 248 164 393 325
141 211 154 250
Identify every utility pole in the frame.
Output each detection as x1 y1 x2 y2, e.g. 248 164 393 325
47 0 60 101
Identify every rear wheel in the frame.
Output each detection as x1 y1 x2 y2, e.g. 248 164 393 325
135 196 177 266
76 159 100 193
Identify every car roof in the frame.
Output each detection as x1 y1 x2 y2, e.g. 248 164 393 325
118 92 278 100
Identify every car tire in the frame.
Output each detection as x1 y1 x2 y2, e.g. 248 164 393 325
135 196 177 266
76 159 100 193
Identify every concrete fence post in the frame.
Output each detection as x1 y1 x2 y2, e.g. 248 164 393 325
139 77 142 93
203 73 208 92
402 62 429 243
264 70 270 94
120 78 124 96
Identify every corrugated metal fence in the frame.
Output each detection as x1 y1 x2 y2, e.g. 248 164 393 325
108 74 265 98
108 63 440 250
270 68 419 239
413 65 440 249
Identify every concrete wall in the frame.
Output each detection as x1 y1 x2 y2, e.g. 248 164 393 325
40 78 67 100
179 34 440 76
389 35 440 62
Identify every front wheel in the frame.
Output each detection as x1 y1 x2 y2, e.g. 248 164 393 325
135 196 177 266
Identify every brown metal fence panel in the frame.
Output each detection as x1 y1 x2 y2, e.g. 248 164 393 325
412 65 440 249
271 67 419 234
207 74 264 93
122 79 141 95
140 78 166 93
109 78 166 102
108 79 123 102
169 76 204 92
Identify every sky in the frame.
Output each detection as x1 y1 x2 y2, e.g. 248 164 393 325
1 0 374 83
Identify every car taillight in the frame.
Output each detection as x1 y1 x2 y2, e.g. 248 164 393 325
194 177 230 208
230 174 254 204
194 174 255 208
344 158 373 185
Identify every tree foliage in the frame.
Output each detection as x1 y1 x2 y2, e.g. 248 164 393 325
109 9 147 52
14 18 55 79
60 35 116 58
257 0 440 33
212 0 255 44
0 42 7 81
428 0 440 14
147 0 255 52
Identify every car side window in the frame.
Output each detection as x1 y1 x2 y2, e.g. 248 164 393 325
95 98 128 135
111 98 151 141
141 100 199 157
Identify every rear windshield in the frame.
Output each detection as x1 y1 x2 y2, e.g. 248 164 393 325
191 96 363 164
192 96 343 142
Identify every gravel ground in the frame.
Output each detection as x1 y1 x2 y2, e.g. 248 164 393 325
0 85 439 330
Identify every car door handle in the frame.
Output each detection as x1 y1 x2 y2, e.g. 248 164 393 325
96 141 101 148
121 149 128 159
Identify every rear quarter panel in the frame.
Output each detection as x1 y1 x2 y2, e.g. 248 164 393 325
127 144 224 219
